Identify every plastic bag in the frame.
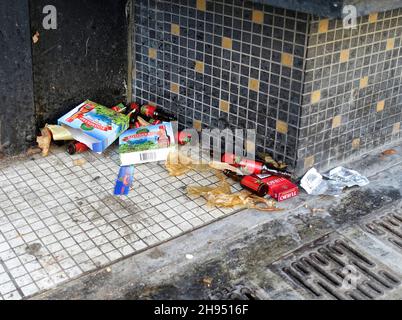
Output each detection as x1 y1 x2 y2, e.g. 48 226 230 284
187 172 281 212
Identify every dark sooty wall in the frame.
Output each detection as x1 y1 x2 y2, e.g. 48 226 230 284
30 0 129 127
132 0 402 175
299 10 402 174
0 0 36 156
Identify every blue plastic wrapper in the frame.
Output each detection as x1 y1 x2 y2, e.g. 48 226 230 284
114 165 134 196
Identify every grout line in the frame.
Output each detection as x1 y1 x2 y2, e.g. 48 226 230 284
0 259 25 299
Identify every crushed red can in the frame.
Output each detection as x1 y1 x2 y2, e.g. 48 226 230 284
257 174 299 202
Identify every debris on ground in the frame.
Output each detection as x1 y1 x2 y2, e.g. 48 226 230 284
67 141 89 155
221 152 292 179
381 149 397 156
223 170 268 197
114 165 134 196
25 243 42 257
39 99 294 209
119 123 175 166
165 152 210 176
32 31 40 44
257 152 288 170
257 174 299 201
46 124 74 141
26 147 42 156
73 158 87 166
185 254 194 260
187 172 281 211
304 204 325 214
202 277 213 287
301 166 369 196
58 100 129 153
36 126 52 156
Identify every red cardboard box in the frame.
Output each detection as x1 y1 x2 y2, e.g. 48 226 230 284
257 174 299 202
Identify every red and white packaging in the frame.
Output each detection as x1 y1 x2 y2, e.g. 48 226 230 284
257 174 299 202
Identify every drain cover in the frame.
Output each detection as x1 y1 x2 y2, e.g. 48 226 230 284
270 233 401 300
209 281 269 300
363 211 402 251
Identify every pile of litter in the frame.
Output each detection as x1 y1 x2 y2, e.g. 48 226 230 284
35 99 373 215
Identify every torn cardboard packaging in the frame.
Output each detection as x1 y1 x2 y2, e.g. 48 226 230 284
119 123 176 165
58 100 129 153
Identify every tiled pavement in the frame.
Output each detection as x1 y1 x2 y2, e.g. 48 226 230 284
0 146 240 300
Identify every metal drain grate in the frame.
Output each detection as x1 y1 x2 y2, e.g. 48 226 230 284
209 281 269 300
271 234 401 300
364 212 402 251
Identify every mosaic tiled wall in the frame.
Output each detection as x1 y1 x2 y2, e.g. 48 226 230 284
132 0 402 175
298 9 402 174
133 0 309 167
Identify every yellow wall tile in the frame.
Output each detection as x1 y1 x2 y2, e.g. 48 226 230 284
360 76 368 89
252 10 264 24
369 12 378 23
339 49 349 63
194 61 204 73
318 19 329 33
193 120 202 132
148 48 157 59
311 90 321 104
222 37 232 50
332 115 342 128
281 53 294 67
393 122 401 134
304 156 315 170
352 138 360 149
376 100 385 112
248 78 260 92
386 38 395 50
171 23 180 36
276 120 288 134
170 82 179 94
196 0 206 11
219 100 229 113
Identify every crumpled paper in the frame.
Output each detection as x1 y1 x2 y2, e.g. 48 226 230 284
301 166 369 196
36 127 52 157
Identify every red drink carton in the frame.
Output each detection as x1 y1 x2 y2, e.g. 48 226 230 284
257 174 299 202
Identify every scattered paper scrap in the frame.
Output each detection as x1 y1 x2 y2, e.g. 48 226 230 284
202 277 213 287
46 124 74 141
381 149 397 156
32 31 40 44
36 127 52 157
73 158 87 166
300 168 325 195
301 166 369 196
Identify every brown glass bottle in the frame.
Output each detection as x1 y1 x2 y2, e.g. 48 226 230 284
67 141 89 155
128 103 140 127
140 105 177 121
221 153 292 179
223 170 268 197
